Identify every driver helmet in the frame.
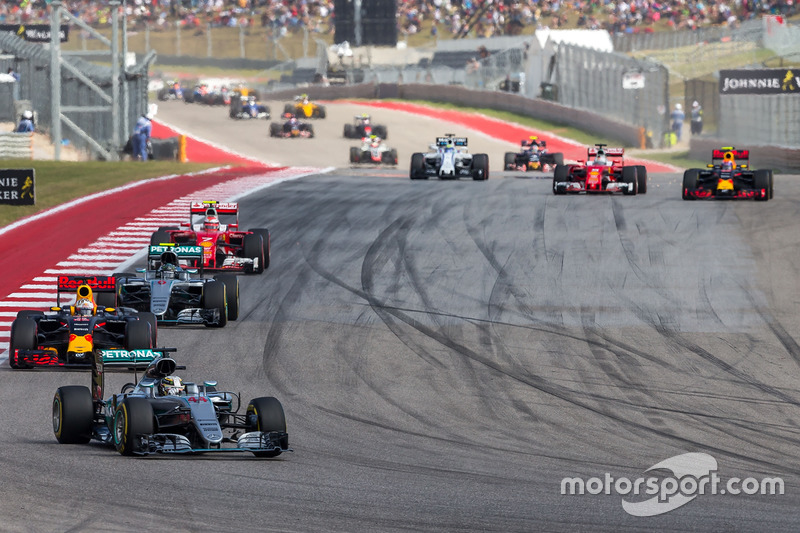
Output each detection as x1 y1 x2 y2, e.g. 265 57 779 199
204 215 220 231
721 160 733 171
22 110 32 120
248 95 256 103
595 152 607 165
159 376 185 396
161 262 177 279
74 298 95 316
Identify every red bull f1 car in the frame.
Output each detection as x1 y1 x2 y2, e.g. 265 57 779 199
269 113 314 138
8 276 156 369
504 136 564 171
682 147 773 201
52 349 290 457
150 201 269 274
553 144 647 195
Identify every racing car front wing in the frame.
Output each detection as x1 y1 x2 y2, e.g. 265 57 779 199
132 431 291 455
554 181 634 194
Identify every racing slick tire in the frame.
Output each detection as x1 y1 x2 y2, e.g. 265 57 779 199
622 167 638 196
350 146 360 163
374 125 388 139
124 319 151 350
551 153 565 167
249 228 271 270
313 106 326 119
53 385 93 444
381 150 396 165
247 397 288 457
243 233 265 274
202 280 228 328
214 274 240 321
157 226 179 231
504 152 516 170
553 164 569 195
410 153 426 180
305 124 315 138
16 310 44 319
138 312 158 347
754 169 771 202
283 104 294 115
269 122 282 138
390 149 398 165
9 317 37 369
635 165 648 194
114 397 154 456
344 124 355 138
95 291 116 309
769 170 774 199
472 154 489 181
682 169 699 200
150 230 172 246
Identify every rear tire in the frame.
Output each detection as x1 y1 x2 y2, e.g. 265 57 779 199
214 275 240 321
150 230 172 246
374 125 388 139
114 397 154 456
202 280 228 328
410 153 425 179
635 165 648 194
247 397 287 457
682 169 699 200
138 312 158 347
472 154 489 180
344 124 355 138
53 385 93 444
124 319 151 350
9 317 37 369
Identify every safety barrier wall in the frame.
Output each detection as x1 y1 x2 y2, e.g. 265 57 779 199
263 82 645 147
0 132 33 159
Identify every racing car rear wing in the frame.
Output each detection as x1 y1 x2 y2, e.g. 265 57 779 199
588 147 624 157
190 200 238 216
712 148 749 161
56 275 115 307
436 136 468 147
148 245 203 270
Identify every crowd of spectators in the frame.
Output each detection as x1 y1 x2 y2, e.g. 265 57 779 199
0 0 795 41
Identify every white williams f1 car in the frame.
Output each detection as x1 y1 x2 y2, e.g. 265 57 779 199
409 134 489 180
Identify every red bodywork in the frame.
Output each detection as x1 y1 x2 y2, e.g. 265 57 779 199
157 201 268 273
557 147 630 194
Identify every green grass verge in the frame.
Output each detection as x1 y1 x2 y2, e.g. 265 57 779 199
0 160 218 227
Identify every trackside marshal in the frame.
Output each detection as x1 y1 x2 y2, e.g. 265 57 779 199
0 169 35 205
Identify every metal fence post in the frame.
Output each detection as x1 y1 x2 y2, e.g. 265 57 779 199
111 1 120 157
51 1 62 161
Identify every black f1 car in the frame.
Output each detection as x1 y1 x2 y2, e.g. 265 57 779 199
504 136 564 171
52 349 290 457
115 246 239 328
682 147 773 201
343 114 388 139
8 276 156 369
269 113 314 138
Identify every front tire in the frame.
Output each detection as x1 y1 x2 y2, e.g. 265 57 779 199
9 317 37 369
350 146 360 163
682 169 699 200
553 164 569 195
410 152 425 179
247 397 288 458
214 274 240 321
243 233 265 274
150 230 172 246
138 312 158 348
622 166 638 196
53 385 93 444
504 152 516 170
114 397 154 456
249 228 271 270
202 280 228 328
472 153 489 180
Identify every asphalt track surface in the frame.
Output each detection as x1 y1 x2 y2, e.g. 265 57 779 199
1 101 798 532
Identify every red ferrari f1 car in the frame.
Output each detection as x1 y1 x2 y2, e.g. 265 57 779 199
682 147 772 201
150 201 270 274
552 144 647 195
